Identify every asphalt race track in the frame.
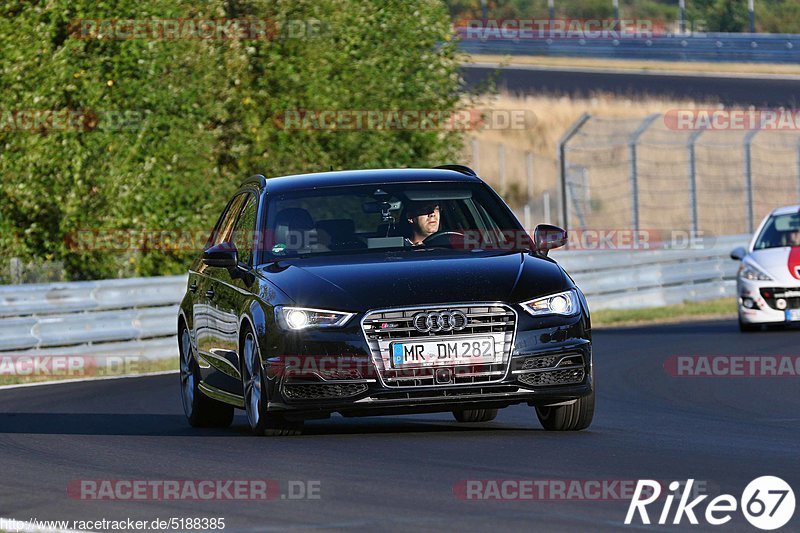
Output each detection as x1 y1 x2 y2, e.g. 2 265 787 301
462 65 800 108
0 320 798 532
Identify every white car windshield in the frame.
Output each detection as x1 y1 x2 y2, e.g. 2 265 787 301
754 213 800 250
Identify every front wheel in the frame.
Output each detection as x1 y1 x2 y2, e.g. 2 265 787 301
535 389 594 431
241 330 303 436
179 327 234 428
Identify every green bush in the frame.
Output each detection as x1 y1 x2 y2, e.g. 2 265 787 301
0 0 466 281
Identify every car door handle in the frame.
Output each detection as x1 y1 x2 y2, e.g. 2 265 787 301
205 288 215 299
189 281 198 293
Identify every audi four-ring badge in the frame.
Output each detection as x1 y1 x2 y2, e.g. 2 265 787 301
178 166 594 435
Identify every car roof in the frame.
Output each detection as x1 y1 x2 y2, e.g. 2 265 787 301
770 204 800 216
261 168 482 195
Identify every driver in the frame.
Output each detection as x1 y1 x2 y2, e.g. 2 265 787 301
787 229 800 247
405 201 440 246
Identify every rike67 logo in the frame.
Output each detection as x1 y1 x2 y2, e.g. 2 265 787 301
626 477 795 530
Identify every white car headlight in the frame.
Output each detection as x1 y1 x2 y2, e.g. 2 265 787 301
275 306 355 330
739 263 774 281
521 289 579 317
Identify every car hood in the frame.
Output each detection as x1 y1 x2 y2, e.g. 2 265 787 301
748 247 800 285
258 250 568 313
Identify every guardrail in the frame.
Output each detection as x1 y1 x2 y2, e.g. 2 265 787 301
0 276 186 364
552 234 748 310
0 236 748 363
457 32 800 64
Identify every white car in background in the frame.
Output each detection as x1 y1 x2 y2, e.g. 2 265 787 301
731 205 800 332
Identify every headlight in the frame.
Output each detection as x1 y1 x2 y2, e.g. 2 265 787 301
739 263 773 281
275 306 355 330
521 289 579 317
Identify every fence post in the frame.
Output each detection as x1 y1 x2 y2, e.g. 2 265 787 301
687 126 706 235
543 191 551 225
471 138 480 175
526 150 534 205
557 112 591 234
743 129 760 234
796 138 800 204
498 143 505 193
628 114 660 235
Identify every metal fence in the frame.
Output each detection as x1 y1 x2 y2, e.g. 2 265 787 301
0 236 748 363
556 114 800 237
458 32 800 63
0 276 185 363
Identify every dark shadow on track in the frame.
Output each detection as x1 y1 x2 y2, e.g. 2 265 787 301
0 412 559 437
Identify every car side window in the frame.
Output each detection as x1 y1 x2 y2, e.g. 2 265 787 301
208 194 247 249
232 194 257 266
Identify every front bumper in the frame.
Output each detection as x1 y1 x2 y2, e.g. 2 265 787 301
738 277 800 324
263 306 593 419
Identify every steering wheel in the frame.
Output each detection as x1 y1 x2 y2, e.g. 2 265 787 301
422 231 464 247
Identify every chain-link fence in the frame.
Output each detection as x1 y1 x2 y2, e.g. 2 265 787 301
467 115 800 237
559 114 800 236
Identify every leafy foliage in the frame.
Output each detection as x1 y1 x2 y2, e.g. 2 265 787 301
0 0 465 281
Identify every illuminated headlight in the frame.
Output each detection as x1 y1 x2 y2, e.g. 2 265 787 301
275 306 355 330
521 289 580 317
739 263 773 281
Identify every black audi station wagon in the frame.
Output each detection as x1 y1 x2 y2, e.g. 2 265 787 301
178 166 594 435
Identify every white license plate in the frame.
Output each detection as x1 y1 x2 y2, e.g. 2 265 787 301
786 309 800 322
390 337 496 368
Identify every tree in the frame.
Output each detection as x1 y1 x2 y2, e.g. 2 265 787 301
0 0 465 281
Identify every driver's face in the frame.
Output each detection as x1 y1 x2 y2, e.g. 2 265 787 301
789 230 800 246
408 204 440 239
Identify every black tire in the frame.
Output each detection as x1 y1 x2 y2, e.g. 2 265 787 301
535 389 594 431
453 408 498 423
179 326 234 428
240 327 303 436
738 319 760 332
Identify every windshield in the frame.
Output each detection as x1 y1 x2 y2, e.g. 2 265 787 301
753 212 800 250
259 182 526 261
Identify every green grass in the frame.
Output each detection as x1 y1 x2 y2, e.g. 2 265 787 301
0 357 178 387
592 297 736 327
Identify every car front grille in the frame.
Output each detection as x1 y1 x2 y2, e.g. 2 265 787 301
361 304 516 387
759 288 800 310
283 383 368 400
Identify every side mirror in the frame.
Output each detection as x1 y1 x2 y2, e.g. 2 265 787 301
534 224 568 256
730 246 746 261
202 242 238 268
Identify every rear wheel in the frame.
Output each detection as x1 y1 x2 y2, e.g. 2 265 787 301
452 408 498 423
179 327 234 428
535 389 594 431
241 329 303 436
